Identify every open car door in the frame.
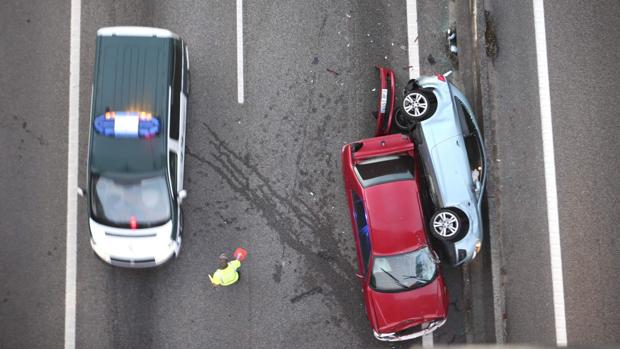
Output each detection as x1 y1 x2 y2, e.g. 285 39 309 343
374 66 396 136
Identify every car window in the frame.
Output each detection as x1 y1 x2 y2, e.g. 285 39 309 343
182 43 189 95
90 172 171 228
352 191 371 272
455 99 485 194
354 155 414 188
169 40 182 140
169 151 177 191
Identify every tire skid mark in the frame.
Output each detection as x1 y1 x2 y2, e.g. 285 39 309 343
186 124 366 337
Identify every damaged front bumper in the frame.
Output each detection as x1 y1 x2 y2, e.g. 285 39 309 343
373 318 447 342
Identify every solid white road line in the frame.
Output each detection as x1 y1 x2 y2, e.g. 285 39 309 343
422 333 434 348
64 0 80 347
406 0 420 79
65 1 80 349
407 1 431 346
532 0 568 346
236 0 244 104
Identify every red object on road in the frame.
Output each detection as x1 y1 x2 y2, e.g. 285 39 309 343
233 247 247 261
374 66 396 136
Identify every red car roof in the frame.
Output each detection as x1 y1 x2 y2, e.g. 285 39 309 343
364 179 427 255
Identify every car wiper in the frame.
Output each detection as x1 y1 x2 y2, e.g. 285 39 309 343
380 268 408 289
402 275 430 283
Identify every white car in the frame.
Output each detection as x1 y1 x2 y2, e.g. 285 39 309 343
79 27 190 267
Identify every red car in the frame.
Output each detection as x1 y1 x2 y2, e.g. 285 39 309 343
341 133 449 341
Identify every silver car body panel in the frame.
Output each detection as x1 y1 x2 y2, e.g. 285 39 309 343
412 75 488 265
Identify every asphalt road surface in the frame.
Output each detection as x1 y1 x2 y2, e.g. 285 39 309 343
4 0 617 348
485 0 620 345
1 0 485 348
0 1 70 348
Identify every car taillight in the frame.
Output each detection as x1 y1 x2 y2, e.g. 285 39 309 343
129 216 137 230
435 73 446 82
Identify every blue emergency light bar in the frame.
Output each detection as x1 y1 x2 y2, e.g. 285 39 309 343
94 111 160 138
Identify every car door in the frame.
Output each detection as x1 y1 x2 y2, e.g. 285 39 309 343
350 190 375 320
175 40 187 189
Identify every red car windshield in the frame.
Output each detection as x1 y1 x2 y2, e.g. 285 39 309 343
370 247 437 292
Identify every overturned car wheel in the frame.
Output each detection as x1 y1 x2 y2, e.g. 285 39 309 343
430 208 465 241
394 107 416 132
402 90 436 121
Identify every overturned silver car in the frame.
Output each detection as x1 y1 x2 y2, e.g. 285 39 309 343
394 73 488 266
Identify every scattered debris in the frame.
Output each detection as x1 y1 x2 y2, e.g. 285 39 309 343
312 57 319 65
391 42 395 46
345 13 351 18
384 56 388 60
366 33 371 37
403 65 414 70
326 68 340 76
371 88 376 92
427 54 436 65
399 45 407 51
447 28 458 54
346 43 350 48
309 191 314 196
370 39 374 43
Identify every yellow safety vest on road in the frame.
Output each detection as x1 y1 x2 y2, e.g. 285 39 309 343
209 260 241 286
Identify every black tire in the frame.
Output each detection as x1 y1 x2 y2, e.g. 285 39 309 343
394 107 416 132
430 208 465 241
402 89 437 121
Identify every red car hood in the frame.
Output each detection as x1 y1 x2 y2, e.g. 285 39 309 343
367 277 448 334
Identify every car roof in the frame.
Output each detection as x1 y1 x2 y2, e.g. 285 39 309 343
89 35 174 174
364 179 427 255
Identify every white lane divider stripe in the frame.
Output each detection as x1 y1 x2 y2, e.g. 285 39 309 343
422 332 434 348
407 1 432 346
532 0 568 346
406 0 420 79
65 0 80 348
237 0 244 104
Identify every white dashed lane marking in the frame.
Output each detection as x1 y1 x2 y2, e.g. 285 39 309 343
237 0 244 104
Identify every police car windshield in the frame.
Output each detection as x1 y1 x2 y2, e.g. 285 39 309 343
91 172 171 228
370 247 437 292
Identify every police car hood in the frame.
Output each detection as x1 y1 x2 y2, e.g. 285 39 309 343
89 218 174 260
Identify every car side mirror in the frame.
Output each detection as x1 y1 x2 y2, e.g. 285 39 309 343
177 189 187 204
355 273 365 280
77 187 86 197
